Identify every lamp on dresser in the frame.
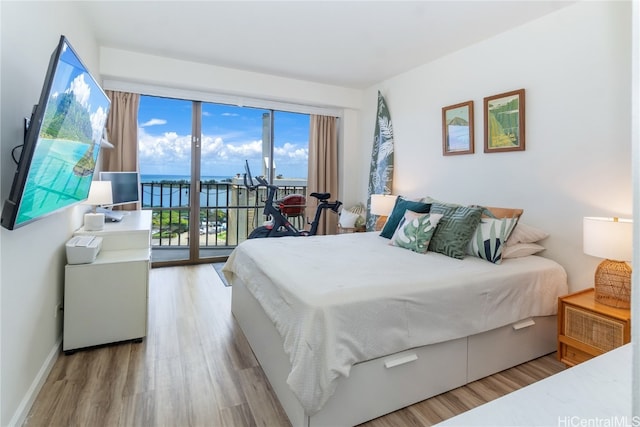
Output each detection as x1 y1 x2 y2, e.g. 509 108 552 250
370 194 397 231
83 180 113 231
583 216 633 308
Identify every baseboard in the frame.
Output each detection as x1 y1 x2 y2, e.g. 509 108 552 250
8 338 61 427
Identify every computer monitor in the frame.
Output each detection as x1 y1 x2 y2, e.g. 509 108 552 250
99 171 140 207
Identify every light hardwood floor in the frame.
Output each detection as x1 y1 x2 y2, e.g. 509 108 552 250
24 264 565 427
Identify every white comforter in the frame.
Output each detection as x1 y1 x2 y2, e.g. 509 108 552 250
223 232 568 415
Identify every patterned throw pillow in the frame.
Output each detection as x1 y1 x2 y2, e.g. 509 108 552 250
380 197 432 239
467 217 519 264
427 203 483 259
390 211 443 254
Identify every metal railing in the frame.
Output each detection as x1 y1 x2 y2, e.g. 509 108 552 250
140 180 307 251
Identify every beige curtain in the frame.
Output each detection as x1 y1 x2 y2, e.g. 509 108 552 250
307 115 339 235
104 90 140 210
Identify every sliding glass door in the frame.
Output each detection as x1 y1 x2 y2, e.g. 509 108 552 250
138 95 311 265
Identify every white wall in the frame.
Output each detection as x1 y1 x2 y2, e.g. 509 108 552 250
360 1 632 292
0 2 102 425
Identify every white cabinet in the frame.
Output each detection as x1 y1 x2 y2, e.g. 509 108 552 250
63 210 152 353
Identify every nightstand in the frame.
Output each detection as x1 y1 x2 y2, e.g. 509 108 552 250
557 288 631 367
337 225 366 234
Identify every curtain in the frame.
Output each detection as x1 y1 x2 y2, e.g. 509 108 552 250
104 90 140 210
307 115 339 235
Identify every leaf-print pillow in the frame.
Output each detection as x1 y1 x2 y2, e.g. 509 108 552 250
467 217 519 264
390 210 443 254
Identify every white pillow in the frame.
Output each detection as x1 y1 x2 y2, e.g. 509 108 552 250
505 223 549 246
502 242 545 259
338 209 359 228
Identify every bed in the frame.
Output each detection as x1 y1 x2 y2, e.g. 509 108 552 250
224 210 568 427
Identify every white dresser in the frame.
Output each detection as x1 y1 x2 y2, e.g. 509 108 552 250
63 210 152 353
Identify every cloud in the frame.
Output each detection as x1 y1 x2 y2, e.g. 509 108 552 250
140 118 167 127
67 74 90 108
90 106 108 142
138 127 308 177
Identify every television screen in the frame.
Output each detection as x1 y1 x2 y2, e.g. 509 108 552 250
1 35 110 230
99 171 140 206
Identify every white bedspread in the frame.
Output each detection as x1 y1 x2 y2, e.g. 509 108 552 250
223 232 568 415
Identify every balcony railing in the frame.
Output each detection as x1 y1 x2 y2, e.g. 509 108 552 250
140 178 307 253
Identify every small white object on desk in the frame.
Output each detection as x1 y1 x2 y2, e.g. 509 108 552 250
65 235 102 264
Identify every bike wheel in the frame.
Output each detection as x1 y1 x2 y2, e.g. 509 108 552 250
248 226 272 239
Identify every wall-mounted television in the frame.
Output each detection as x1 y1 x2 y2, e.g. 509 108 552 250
1 35 111 230
99 171 141 207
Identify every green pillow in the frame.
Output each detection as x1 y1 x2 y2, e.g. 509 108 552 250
380 197 432 239
390 211 443 254
428 203 483 259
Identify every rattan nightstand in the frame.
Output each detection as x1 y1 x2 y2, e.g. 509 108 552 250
557 288 631 367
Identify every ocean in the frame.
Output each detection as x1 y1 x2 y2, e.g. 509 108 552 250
140 175 234 209
140 174 233 183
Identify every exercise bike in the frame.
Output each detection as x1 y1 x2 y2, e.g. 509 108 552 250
243 160 342 238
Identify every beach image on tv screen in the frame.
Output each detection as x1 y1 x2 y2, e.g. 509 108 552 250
16 41 110 225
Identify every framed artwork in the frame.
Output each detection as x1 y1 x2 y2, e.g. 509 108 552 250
484 89 525 153
442 101 474 156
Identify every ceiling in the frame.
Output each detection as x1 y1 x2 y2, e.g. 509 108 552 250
78 1 574 90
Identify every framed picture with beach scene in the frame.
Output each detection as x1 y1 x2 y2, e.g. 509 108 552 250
442 101 474 156
484 89 525 153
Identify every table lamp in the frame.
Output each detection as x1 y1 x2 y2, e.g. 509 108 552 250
370 194 397 231
84 181 113 231
583 216 633 308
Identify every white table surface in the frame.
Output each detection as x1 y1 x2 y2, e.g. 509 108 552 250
437 344 632 427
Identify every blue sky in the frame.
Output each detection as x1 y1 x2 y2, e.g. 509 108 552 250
137 95 310 178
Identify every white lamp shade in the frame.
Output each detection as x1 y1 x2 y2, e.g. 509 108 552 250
583 217 633 261
86 180 113 206
370 194 397 216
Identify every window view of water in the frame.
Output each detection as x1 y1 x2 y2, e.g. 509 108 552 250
137 95 311 260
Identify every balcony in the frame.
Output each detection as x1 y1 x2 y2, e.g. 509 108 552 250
141 177 307 262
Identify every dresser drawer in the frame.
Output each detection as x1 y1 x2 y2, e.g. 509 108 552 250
563 305 625 352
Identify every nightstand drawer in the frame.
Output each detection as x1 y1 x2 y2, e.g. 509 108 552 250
561 345 594 366
564 305 625 352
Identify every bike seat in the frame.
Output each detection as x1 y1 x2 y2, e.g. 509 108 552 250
310 192 330 201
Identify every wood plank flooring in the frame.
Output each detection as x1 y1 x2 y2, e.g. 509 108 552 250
24 264 565 427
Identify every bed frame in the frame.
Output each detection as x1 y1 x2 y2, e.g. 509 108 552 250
231 276 557 427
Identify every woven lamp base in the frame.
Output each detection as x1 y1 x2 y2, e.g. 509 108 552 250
375 215 388 231
594 259 631 309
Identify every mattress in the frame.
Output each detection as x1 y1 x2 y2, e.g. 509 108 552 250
223 231 568 415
